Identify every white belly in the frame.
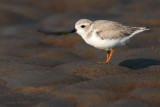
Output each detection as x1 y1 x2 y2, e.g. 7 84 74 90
83 32 127 51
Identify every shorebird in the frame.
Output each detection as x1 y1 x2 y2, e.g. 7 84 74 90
71 19 149 64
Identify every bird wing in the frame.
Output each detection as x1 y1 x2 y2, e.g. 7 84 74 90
93 20 135 40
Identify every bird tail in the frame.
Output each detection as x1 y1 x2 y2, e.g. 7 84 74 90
134 27 150 31
121 26 150 43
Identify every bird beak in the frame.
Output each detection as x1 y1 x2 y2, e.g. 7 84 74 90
70 28 77 33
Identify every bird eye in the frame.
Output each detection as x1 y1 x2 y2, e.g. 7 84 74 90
81 25 85 28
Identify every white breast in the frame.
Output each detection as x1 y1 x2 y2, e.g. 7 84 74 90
83 31 125 51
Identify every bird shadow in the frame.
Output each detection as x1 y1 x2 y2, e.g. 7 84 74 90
119 58 160 70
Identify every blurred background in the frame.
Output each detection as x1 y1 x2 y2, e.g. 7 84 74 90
0 0 160 107
0 0 159 48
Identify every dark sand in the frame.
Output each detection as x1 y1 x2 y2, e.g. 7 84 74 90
0 0 160 107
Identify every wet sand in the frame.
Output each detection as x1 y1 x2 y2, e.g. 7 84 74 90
0 0 160 107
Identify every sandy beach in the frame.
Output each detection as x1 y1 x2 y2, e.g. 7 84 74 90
0 0 160 106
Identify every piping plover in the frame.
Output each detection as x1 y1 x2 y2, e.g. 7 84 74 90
71 19 149 64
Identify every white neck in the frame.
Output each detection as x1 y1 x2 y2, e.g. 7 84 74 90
82 23 94 40
87 23 94 34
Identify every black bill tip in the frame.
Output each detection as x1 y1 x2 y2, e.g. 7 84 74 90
71 28 77 33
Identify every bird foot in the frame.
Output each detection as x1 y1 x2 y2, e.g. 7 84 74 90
96 62 110 64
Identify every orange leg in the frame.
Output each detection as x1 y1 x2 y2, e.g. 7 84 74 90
105 50 110 64
105 49 114 64
97 49 114 64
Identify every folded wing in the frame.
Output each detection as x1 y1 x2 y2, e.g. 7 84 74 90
93 20 139 40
